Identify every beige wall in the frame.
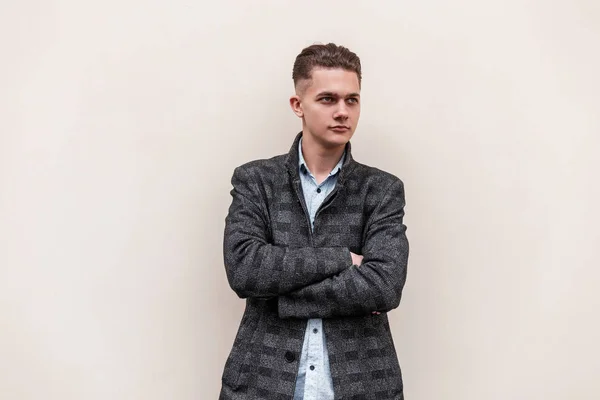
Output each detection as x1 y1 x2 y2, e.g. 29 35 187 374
1 1 599 399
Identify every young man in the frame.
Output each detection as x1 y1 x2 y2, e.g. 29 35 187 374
220 43 409 400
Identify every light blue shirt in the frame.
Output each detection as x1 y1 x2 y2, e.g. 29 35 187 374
293 136 346 400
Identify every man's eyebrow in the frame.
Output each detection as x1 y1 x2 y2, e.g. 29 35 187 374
315 91 361 98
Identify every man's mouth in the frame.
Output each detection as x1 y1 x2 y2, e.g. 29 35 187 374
330 126 350 131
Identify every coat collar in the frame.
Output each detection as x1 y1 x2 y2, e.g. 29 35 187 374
285 131 356 185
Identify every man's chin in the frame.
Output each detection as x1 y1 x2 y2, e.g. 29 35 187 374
326 130 353 144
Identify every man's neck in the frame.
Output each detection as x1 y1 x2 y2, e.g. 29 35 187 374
301 131 345 178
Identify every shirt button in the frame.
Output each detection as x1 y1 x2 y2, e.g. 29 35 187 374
310 365 315 370
316 188 321 193
313 328 318 333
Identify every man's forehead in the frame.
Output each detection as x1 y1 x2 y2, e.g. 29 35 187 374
311 68 359 84
305 68 360 94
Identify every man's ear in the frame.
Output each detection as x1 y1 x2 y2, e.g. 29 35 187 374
289 95 303 118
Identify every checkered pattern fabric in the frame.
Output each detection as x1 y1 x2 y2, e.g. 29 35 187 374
220 131 409 399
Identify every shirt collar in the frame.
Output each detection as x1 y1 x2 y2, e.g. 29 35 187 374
298 136 346 177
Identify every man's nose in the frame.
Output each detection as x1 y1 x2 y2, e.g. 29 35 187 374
334 103 349 120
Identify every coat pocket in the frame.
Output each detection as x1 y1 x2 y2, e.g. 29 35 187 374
221 310 260 389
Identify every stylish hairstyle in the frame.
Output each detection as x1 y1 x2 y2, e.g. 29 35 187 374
292 43 362 90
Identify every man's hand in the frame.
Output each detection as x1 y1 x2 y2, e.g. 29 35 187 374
350 251 364 266
351 252 380 315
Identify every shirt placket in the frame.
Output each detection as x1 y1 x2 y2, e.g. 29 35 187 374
304 319 324 399
303 177 328 399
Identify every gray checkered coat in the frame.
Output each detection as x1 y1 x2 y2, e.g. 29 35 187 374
220 131 409 399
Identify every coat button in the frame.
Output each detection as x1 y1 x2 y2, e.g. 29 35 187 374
284 351 295 363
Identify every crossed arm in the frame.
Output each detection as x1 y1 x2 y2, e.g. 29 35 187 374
223 165 409 318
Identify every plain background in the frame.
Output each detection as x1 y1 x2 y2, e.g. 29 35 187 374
1 1 599 399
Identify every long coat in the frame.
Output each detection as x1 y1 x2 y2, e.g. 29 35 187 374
219 131 409 399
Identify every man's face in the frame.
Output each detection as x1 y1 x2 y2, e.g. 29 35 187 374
291 67 361 149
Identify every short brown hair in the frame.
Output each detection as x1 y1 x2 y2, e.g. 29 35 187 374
292 43 362 89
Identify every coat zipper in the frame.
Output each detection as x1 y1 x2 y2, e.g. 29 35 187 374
314 186 339 222
292 179 314 244
293 179 340 238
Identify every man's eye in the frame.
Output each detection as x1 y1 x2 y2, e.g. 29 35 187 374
320 97 334 102
347 98 359 104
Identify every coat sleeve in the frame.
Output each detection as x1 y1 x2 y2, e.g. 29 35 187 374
223 165 353 299
277 179 409 318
